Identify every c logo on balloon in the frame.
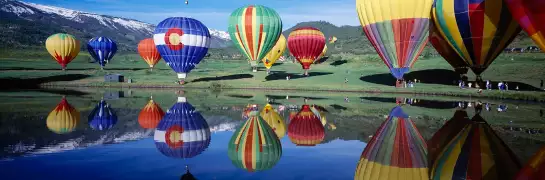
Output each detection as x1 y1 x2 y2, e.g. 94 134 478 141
165 28 184 51
165 125 184 148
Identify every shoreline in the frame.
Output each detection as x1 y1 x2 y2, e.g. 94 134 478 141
38 83 545 103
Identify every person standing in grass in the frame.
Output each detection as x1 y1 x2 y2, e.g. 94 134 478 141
506 82 509 91
486 80 490 90
345 77 348 84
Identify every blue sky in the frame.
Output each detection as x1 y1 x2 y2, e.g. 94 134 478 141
23 0 360 31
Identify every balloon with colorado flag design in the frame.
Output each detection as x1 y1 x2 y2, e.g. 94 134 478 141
154 17 211 85
154 97 211 159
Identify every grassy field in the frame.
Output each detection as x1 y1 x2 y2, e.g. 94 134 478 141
1 49 545 101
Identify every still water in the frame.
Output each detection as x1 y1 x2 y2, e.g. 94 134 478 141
0 89 544 180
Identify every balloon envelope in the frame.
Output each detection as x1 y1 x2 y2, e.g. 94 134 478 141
46 97 80 134
427 109 470 170
154 17 210 80
356 0 433 80
262 34 286 70
137 38 162 68
45 33 80 69
260 104 286 139
354 106 428 180
87 36 117 67
515 146 545 180
505 0 545 53
287 105 324 146
228 109 281 172
154 97 211 159
88 99 117 130
228 5 282 67
138 99 165 129
429 22 469 75
432 0 521 75
287 27 326 70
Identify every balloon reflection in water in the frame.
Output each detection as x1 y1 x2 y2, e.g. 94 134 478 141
88 99 117 130
516 146 545 180
138 97 165 129
355 106 428 180
260 104 286 139
430 114 522 180
154 97 211 159
228 107 281 172
288 105 324 146
46 97 80 134
428 108 471 168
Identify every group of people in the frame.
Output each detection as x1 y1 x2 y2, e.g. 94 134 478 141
459 101 508 113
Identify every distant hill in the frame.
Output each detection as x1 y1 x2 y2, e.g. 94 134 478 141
0 0 231 51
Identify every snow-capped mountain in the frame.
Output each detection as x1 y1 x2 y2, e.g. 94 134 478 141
0 0 232 50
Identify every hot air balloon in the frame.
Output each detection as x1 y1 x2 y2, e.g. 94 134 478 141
287 27 326 76
46 97 80 134
288 104 324 146
356 0 433 86
505 0 545 53
429 22 469 77
515 146 545 180
138 97 165 129
228 5 282 73
354 106 428 180
432 0 521 84
137 38 162 71
262 34 286 74
87 36 117 69
228 108 282 172
88 99 117 130
427 109 470 170
154 97 211 159
45 33 80 70
329 36 338 44
154 17 210 85
430 114 521 180
260 104 286 139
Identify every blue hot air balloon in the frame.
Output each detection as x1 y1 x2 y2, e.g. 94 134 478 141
153 17 211 84
87 37 118 69
88 99 118 130
154 97 211 158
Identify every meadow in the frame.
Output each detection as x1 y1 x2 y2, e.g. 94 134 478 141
2 48 545 101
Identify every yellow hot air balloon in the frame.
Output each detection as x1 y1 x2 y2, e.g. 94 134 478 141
262 34 286 74
45 33 81 70
46 97 80 134
260 104 286 139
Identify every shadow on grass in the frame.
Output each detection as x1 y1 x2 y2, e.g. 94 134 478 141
226 94 254 99
265 72 333 81
266 95 328 100
330 104 348 110
191 74 254 83
359 69 542 91
0 74 92 89
330 60 347 66
315 57 329 64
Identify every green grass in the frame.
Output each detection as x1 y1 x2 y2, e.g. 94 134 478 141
2 50 545 101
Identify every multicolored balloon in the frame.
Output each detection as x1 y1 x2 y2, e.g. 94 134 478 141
228 108 282 172
432 0 521 80
427 109 470 169
430 114 521 180
87 36 117 69
45 33 80 70
429 22 468 76
287 27 326 76
262 34 286 74
288 104 324 146
46 97 80 134
88 99 117 131
516 146 545 180
356 0 433 81
228 5 283 72
505 0 545 53
260 104 286 139
154 17 210 84
138 97 165 129
154 97 211 159
354 106 428 180
137 38 162 70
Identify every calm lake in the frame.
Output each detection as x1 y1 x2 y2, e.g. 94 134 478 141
0 89 544 180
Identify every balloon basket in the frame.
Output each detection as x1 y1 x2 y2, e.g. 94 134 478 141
178 80 185 85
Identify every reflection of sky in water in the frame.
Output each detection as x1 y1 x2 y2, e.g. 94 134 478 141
0 132 366 180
